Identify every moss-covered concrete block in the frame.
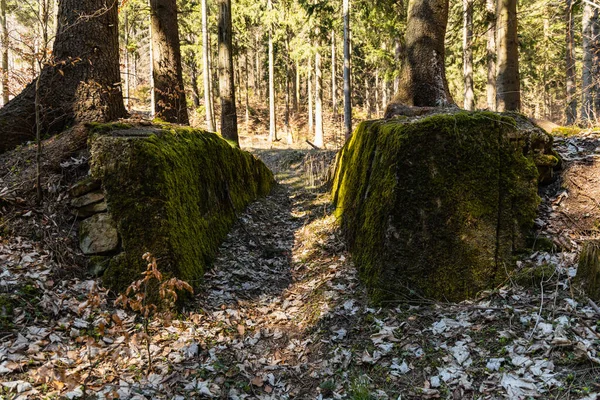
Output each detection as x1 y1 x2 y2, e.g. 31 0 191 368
332 112 540 302
89 126 274 293
576 240 600 301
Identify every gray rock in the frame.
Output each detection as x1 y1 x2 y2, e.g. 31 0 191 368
71 191 104 208
69 177 101 198
79 213 119 255
72 201 108 218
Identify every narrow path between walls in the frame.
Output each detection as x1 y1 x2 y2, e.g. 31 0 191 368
0 141 599 399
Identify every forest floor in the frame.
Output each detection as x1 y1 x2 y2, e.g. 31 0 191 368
0 120 600 399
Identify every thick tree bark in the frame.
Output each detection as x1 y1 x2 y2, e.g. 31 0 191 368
0 0 126 154
566 0 577 124
201 0 215 131
218 0 238 144
314 50 324 148
150 0 188 124
581 3 596 123
486 0 496 111
496 0 520 112
390 0 453 108
1 0 9 106
463 0 474 110
343 0 352 139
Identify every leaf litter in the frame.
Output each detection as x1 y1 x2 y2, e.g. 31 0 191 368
0 141 598 399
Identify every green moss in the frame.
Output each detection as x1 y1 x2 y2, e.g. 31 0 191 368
90 127 274 293
576 240 600 300
333 112 540 302
514 263 556 287
551 126 582 137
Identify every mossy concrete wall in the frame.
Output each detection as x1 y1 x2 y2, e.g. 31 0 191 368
332 112 541 302
89 126 274 292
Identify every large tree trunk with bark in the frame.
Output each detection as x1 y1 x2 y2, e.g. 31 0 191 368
389 0 453 108
566 0 577 124
218 0 238 144
486 0 496 111
0 0 126 154
150 0 188 124
496 0 520 112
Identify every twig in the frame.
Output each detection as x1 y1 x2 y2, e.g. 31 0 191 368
587 297 600 316
305 140 320 150
528 277 545 342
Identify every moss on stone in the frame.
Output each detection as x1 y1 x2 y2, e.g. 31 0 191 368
576 240 600 301
90 126 274 293
332 111 540 302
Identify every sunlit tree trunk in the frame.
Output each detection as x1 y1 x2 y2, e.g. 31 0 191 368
150 0 188 124
343 0 352 139
331 30 337 118
375 70 380 116
293 59 299 112
566 0 577 124
1 0 9 106
314 50 324 148
486 0 496 111
308 59 313 137
582 3 595 122
267 0 276 142
463 0 474 110
496 0 520 111
0 0 126 154
202 0 215 131
390 0 453 108
218 0 238 144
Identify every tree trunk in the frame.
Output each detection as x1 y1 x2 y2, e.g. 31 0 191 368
314 50 324 148
218 0 238 144
245 51 250 136
285 59 292 145
390 0 453 108
308 59 313 137
375 70 380 116
190 57 201 108
331 29 337 118
150 0 188 124
267 0 276 142
486 0 496 111
124 8 130 109
0 0 126 154
202 0 215 131
1 0 9 106
581 3 596 123
343 0 352 139
496 0 520 112
566 0 577 124
463 0 474 110
293 59 299 113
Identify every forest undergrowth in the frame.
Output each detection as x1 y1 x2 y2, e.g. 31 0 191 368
0 120 599 399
